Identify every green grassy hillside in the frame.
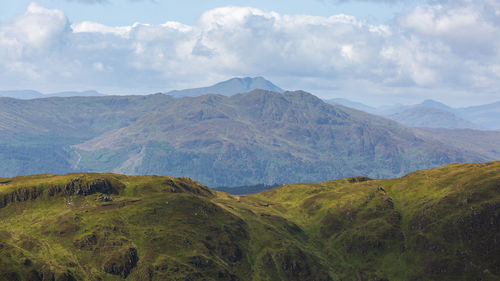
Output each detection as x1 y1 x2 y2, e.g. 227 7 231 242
0 161 499 281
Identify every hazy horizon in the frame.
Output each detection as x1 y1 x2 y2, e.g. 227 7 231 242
1 76 499 109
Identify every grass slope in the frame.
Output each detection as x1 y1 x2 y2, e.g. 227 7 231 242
0 162 499 281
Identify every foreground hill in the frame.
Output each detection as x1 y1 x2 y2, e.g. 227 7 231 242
0 90 497 186
0 162 498 280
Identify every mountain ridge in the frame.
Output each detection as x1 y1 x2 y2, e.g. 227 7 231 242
69 89 492 186
0 89 497 186
326 98 499 130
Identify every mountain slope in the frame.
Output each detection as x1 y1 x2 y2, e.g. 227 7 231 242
0 90 497 186
417 128 500 160
0 94 174 176
166 77 284 97
71 90 491 186
0 161 499 280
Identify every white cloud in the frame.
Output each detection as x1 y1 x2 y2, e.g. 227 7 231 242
400 4 498 51
0 1 499 105
72 21 133 38
5 3 69 50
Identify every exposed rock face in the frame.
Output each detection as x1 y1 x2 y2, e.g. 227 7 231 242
0 186 44 208
103 248 139 278
273 247 332 281
0 177 121 209
57 177 119 196
459 202 500 274
73 233 98 250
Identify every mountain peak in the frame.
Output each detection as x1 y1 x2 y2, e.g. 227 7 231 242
420 99 452 111
167 76 284 97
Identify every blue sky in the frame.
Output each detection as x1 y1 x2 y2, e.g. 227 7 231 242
1 0 413 26
0 0 499 106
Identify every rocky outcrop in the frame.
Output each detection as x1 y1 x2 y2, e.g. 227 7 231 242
0 177 121 209
49 177 120 197
103 247 139 278
273 246 332 281
0 186 44 208
73 233 98 250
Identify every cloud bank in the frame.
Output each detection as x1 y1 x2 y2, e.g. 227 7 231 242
0 1 499 105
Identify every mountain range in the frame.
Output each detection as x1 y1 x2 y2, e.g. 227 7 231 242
0 161 498 280
0 90 105 99
0 89 498 187
2 77 496 131
388 105 481 129
327 98 500 130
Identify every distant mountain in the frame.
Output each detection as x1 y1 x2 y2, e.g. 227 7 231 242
1 162 499 280
0 90 497 186
325 98 378 114
74 90 492 186
420 99 454 111
326 98 496 130
456 101 500 130
45 90 106 98
389 105 481 129
0 90 106 99
166 77 284 97
418 127 500 159
385 100 499 130
0 90 494 186
0 90 44 99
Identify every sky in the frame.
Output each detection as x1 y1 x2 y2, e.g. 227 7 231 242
0 0 499 106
